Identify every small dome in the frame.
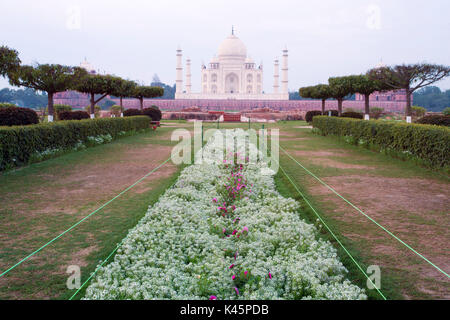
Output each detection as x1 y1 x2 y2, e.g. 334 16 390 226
245 57 254 63
218 34 247 59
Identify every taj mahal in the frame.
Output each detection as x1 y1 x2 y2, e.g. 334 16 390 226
175 29 289 101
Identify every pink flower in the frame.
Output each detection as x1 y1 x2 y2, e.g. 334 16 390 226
232 275 236 280
244 271 248 276
232 229 237 235
212 198 217 203
268 272 272 279
234 287 239 296
229 264 235 269
209 295 217 300
242 226 249 233
222 228 226 234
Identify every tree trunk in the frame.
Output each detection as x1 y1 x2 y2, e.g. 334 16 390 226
321 99 325 115
406 90 412 116
120 97 123 116
140 97 143 111
406 88 412 123
90 93 95 119
338 99 343 116
47 92 54 122
364 94 370 120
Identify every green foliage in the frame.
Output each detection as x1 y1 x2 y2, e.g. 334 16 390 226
0 46 21 77
58 111 90 120
142 106 162 121
84 105 102 117
341 111 363 119
0 116 150 170
328 76 355 99
415 115 450 127
0 102 17 108
0 106 39 126
370 107 384 119
312 116 450 168
0 88 47 109
443 107 450 116
110 105 122 117
44 104 72 120
133 86 164 99
413 86 450 112
9 64 87 95
411 106 426 117
123 109 142 117
305 111 323 123
300 84 332 100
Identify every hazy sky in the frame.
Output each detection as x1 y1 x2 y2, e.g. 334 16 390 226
1 0 450 92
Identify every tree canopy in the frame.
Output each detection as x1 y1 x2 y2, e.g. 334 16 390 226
133 86 164 110
0 46 21 78
367 63 450 116
8 64 87 119
328 76 355 115
75 74 124 115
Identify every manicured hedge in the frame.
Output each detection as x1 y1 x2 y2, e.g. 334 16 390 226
58 110 90 120
0 116 150 170
416 115 450 127
341 111 363 119
143 107 162 121
305 110 323 123
312 116 450 168
123 109 142 117
0 107 39 126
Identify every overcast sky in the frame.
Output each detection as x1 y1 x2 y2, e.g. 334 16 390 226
1 0 449 93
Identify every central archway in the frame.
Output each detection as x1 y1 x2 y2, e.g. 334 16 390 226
225 73 239 94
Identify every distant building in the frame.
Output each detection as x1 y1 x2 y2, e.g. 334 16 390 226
175 28 289 100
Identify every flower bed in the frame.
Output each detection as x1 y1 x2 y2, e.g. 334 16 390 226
84 129 366 300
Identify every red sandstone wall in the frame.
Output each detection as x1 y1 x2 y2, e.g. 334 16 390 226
110 98 406 113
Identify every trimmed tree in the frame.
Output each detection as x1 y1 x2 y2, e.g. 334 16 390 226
0 46 21 78
110 79 137 116
300 84 332 115
367 63 450 121
74 74 124 118
328 76 355 116
132 86 164 111
350 75 389 120
8 64 87 122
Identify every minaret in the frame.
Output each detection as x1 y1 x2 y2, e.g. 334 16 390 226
281 47 288 94
186 58 192 94
176 47 183 96
273 58 279 94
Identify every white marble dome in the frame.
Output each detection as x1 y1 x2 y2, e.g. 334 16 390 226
217 34 247 59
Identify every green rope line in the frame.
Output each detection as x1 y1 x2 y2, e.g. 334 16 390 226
279 145 449 278
68 148 192 299
69 238 124 300
278 164 387 300
0 157 172 279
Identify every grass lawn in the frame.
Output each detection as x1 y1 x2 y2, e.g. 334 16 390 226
273 121 449 299
0 125 184 299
